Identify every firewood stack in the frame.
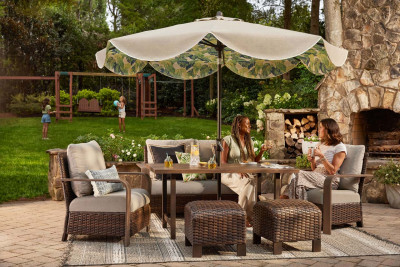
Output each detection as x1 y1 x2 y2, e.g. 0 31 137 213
284 115 318 158
368 131 400 152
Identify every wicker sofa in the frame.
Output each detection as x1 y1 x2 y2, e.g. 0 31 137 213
144 139 238 215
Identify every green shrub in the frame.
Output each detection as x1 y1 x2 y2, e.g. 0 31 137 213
374 161 400 185
9 93 56 115
296 154 311 169
75 89 98 101
98 87 120 112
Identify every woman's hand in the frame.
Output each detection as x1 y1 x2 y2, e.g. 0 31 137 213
314 146 324 158
260 144 269 153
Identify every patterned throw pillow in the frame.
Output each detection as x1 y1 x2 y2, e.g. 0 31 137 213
85 165 124 197
175 152 207 182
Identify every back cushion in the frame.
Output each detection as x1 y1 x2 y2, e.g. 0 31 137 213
67 140 106 197
338 145 365 192
148 144 185 180
146 139 194 163
197 140 217 162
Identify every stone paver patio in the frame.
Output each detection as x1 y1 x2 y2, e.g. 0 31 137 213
0 200 399 267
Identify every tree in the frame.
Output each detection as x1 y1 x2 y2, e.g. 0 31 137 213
323 0 342 46
310 0 320 35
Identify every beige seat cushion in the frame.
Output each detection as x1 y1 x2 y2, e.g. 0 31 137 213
69 188 150 212
151 180 236 195
308 188 360 205
67 140 106 197
338 145 365 192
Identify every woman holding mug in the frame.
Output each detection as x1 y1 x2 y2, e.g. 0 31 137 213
281 118 347 200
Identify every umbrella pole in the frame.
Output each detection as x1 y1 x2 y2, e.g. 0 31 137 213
216 42 223 167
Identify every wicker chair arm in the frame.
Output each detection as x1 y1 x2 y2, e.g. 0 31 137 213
117 172 151 194
326 174 373 179
60 178 130 189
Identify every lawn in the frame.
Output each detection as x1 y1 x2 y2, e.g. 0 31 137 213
0 116 263 203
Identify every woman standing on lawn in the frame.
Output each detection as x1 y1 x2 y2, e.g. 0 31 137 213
281 118 347 200
221 115 269 226
41 98 55 140
117 96 126 132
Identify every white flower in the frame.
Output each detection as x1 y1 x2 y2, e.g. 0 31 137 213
122 150 125 153
256 119 264 129
132 143 135 147
110 134 115 139
138 144 141 147
127 151 131 155
243 101 250 107
262 156 266 160
258 110 265 120
133 153 137 157
254 147 259 152
206 136 210 140
118 159 122 162
283 92 291 101
263 94 272 105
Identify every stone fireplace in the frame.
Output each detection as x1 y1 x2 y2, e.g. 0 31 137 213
318 0 400 148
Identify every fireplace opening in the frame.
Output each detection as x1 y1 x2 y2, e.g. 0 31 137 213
351 109 400 157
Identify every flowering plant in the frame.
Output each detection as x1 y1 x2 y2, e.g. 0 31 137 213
374 161 400 185
252 139 270 160
304 136 319 142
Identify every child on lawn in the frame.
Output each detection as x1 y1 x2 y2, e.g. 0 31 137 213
117 96 126 132
41 98 55 140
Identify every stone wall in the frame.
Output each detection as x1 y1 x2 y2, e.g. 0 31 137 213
318 0 400 143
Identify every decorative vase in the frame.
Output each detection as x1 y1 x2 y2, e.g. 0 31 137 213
302 141 320 154
385 184 400 209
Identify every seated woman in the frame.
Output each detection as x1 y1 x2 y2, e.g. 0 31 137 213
221 115 269 226
282 118 347 200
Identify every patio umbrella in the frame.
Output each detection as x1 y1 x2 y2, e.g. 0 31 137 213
96 12 348 162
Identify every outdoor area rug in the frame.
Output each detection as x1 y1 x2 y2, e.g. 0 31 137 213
62 214 400 266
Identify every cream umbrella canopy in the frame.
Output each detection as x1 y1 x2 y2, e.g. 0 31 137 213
96 13 348 162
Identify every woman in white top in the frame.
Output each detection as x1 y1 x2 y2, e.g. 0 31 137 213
282 118 347 200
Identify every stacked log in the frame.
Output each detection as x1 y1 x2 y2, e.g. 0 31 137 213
368 131 400 152
284 115 317 158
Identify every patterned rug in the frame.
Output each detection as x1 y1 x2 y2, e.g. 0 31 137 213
62 214 400 266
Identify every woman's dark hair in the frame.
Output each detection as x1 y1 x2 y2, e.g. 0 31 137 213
320 118 343 146
231 115 256 161
42 98 50 111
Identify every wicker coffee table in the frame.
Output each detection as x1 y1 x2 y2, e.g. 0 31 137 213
253 199 322 255
184 200 246 258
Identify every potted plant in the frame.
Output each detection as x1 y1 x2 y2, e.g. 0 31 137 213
295 154 311 170
374 160 400 209
302 136 320 155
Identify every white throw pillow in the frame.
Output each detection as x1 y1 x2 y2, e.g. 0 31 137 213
85 165 124 197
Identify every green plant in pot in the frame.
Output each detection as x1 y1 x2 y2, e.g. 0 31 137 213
374 160 400 209
295 154 311 170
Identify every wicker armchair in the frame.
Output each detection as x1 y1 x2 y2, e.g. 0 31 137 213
307 145 373 234
59 150 151 247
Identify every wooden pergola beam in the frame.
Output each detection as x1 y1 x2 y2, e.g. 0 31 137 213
0 76 55 80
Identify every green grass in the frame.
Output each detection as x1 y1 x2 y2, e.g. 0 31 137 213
1 116 261 203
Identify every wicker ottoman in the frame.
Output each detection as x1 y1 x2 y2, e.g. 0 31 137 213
253 199 321 255
184 200 246 258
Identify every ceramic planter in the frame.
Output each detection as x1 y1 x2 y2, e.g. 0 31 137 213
385 184 400 209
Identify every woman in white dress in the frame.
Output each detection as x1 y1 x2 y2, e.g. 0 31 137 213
282 118 347 200
221 115 269 226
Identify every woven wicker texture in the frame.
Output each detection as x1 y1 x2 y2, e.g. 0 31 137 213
59 152 151 243
317 202 362 225
253 199 321 242
151 194 238 216
185 200 246 246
